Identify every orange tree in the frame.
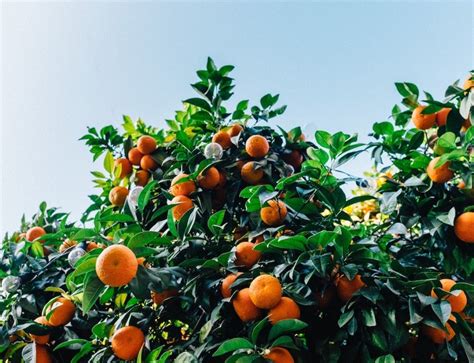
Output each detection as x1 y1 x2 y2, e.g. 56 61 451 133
0 60 473 362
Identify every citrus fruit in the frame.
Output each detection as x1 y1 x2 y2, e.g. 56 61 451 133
111 326 145 361
109 186 129 207
283 150 303 170
221 273 242 298
151 289 178 305
137 135 156 154
412 105 436 130
248 275 282 309
422 315 456 344
261 200 287 226
426 157 453 183
336 274 365 302
140 155 158 171
96 245 138 287
114 158 133 178
268 297 301 325
170 173 196 196
241 162 264 185
212 131 232 149
235 242 261 268
26 226 46 242
227 124 244 137
436 108 451 127
246 135 269 158
35 344 52 363
59 239 77 253
45 297 76 326
264 347 294 363
232 288 261 322
135 170 150 186
431 278 467 313
197 166 220 190
454 212 474 243
170 195 194 220
128 147 143 166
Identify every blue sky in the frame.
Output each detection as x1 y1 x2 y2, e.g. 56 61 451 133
1 1 473 233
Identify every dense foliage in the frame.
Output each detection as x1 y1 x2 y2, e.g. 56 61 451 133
1 60 473 362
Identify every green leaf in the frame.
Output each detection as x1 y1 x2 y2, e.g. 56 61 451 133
375 354 395 363
99 213 135 223
208 210 226 236
338 310 354 327
268 319 308 341
82 274 105 314
212 338 254 357
250 318 268 344
103 151 114 174
92 322 110 339
128 231 169 249
54 339 89 351
183 98 212 113
138 180 157 212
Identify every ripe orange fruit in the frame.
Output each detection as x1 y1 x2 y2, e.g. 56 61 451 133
227 124 244 137
264 347 294 363
260 200 288 226
454 212 474 243
221 273 242 298
431 278 467 313
232 288 262 322
198 166 220 190
283 150 303 170
45 297 76 326
458 180 466 189
268 297 301 325
412 105 436 130
111 326 145 361
26 226 46 242
171 195 194 220
241 162 264 185
128 147 143 166
87 241 104 251
170 173 196 196
151 289 178 305
246 135 270 158
426 157 453 183
135 170 150 187
212 131 232 149
35 344 52 363
436 108 451 127
422 315 456 344
249 275 282 309
114 158 133 178
30 316 50 345
137 135 157 155
463 75 474 90
109 186 129 207
96 245 138 287
140 155 158 171
235 242 261 268
59 239 77 253
336 274 365 302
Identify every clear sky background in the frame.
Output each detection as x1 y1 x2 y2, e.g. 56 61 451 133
1 1 473 233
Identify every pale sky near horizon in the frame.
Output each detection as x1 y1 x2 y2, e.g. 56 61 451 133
1 1 473 233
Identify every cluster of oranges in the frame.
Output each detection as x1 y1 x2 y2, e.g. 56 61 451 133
410 88 474 246
30 296 76 362
109 135 158 207
421 278 468 344
221 274 300 362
